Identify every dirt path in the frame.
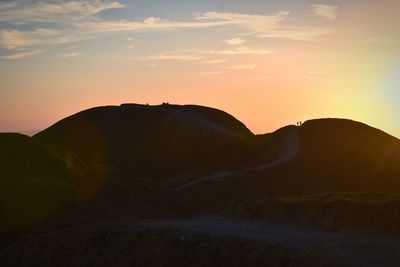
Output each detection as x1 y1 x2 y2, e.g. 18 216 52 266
171 127 300 190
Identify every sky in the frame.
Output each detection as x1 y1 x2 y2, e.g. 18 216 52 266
0 0 399 137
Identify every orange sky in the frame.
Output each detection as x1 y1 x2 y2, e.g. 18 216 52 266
0 0 399 137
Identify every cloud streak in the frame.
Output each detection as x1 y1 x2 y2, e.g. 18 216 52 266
0 0 124 24
197 11 332 41
200 59 228 64
0 28 65 49
0 1 335 58
138 53 205 61
205 46 274 56
138 46 273 64
2 49 44 60
60 52 79 58
81 18 229 33
311 4 339 20
225 37 246 45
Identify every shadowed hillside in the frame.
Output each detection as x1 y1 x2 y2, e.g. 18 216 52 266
236 119 400 197
31 105 400 211
170 118 400 209
35 104 256 178
296 119 400 192
2 104 400 266
0 133 181 250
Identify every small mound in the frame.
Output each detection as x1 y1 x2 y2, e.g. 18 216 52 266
220 119 400 199
35 104 254 178
296 118 400 192
0 133 70 178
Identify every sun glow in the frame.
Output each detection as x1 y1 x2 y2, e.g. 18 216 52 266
0 0 399 137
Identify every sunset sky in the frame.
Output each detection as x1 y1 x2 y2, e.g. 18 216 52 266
0 0 399 137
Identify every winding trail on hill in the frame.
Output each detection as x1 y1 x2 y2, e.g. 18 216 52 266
171 127 300 191
130 217 400 267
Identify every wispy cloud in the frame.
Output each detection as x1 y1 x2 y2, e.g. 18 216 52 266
0 1 335 54
59 52 79 58
82 18 229 33
0 2 17 11
139 46 273 64
197 11 332 41
2 49 44 60
138 45 272 66
0 0 124 24
311 4 339 20
0 1 126 50
0 28 76 50
205 46 274 55
196 11 289 32
146 63 159 67
225 37 246 45
257 26 332 41
138 53 205 61
0 28 63 49
85 11 331 41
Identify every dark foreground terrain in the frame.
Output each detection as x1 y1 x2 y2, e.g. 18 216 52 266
1 103 400 266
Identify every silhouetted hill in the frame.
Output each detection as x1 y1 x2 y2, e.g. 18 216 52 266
270 119 400 194
0 133 181 250
298 119 400 183
0 133 70 179
169 118 400 211
3 105 400 266
35 104 254 178
0 133 72 249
